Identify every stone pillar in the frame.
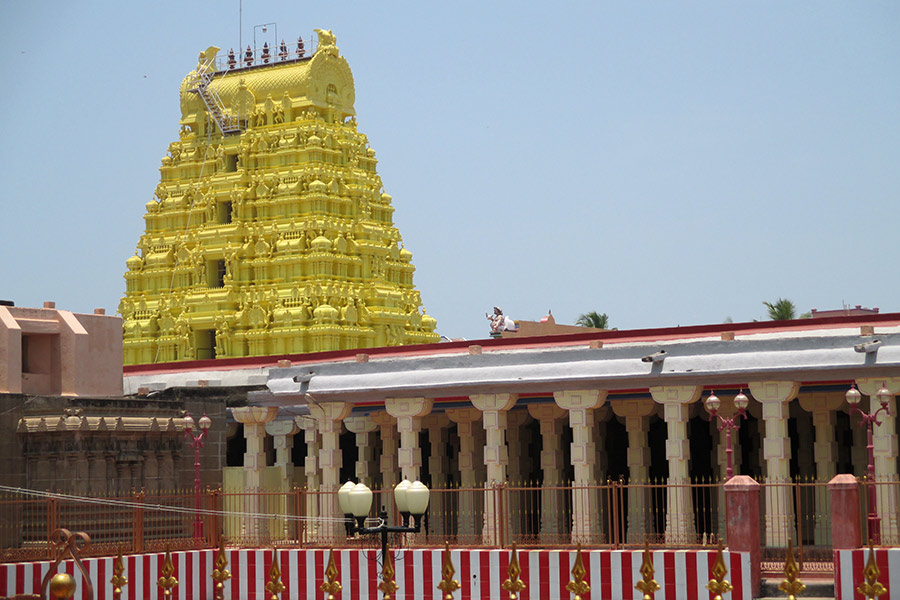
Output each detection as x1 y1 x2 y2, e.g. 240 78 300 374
344 415 378 486
554 389 607 544
470 394 517 546
504 409 530 538
650 385 702 544
724 476 761 598
857 377 900 544
611 398 656 543
593 409 610 484
799 392 844 546
265 419 300 487
424 413 451 536
310 402 352 541
447 407 482 540
233 406 278 541
142 451 158 495
528 403 568 543
74 453 90 496
749 380 799 547
385 397 434 482
370 411 399 492
829 474 862 550
88 453 108 496
296 415 320 538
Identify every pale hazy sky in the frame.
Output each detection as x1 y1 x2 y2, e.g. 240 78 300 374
1 2 898 341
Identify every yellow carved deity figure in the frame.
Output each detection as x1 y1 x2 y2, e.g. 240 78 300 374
120 31 438 365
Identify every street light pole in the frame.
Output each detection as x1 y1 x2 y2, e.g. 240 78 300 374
338 479 430 597
183 412 212 539
704 390 749 480
846 382 892 544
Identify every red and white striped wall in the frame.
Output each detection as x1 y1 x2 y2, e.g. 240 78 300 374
836 548 900 600
1 548 750 599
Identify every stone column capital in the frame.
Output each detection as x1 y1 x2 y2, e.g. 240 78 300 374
232 406 278 425
265 419 299 437
344 415 378 434
553 389 606 411
446 407 482 424
527 403 567 421
309 401 352 423
423 413 451 429
470 393 518 412
798 392 844 413
385 397 434 418
649 385 701 406
748 381 799 404
610 397 656 419
369 410 397 428
856 377 900 397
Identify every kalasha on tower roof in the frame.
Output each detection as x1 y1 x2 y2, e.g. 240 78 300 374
120 29 438 366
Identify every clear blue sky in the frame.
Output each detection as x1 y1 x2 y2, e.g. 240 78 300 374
2 2 898 341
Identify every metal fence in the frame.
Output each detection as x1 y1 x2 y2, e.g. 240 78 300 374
3 477 894 571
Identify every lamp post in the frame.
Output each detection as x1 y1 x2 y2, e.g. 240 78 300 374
183 412 212 539
338 479 430 586
704 390 749 480
845 382 892 544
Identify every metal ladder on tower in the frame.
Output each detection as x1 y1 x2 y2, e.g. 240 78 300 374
186 56 242 135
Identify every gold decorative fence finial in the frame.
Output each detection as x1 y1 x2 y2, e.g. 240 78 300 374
40 529 94 600
265 551 285 599
566 544 591 600
437 542 460 599
706 541 733 600
157 546 178 597
857 542 887 599
778 540 805 600
321 548 343 600
635 540 660 600
501 542 526 599
211 539 231 600
379 548 399 600
110 548 128 600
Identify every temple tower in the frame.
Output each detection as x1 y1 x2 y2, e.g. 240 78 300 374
120 30 438 365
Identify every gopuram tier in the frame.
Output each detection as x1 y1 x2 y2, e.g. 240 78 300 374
120 30 438 365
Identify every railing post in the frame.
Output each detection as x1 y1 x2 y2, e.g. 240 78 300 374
133 490 144 554
47 496 59 560
724 475 761 598
829 474 861 550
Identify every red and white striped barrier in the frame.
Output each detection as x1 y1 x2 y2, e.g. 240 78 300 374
836 548 900 600
1 548 750 599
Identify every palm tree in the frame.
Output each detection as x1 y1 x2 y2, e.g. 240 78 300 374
576 311 610 329
763 298 797 321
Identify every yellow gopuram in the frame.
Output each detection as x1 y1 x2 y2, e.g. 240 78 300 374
120 30 438 365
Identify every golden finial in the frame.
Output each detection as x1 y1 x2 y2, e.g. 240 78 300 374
320 548 343 600
437 542 460 599
566 544 591 600
211 539 231 600
778 540 806 600
858 542 887 599
437 542 459 600
706 541 733 600
634 541 660 599
111 548 128 600
157 546 178 597
501 542 526 599
379 549 399 600
265 552 285 599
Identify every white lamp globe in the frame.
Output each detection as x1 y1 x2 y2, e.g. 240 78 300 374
199 414 212 431
406 481 430 515
183 414 195 432
734 391 749 411
349 483 373 518
846 385 862 406
394 479 412 513
877 384 893 408
338 481 356 515
704 393 720 414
